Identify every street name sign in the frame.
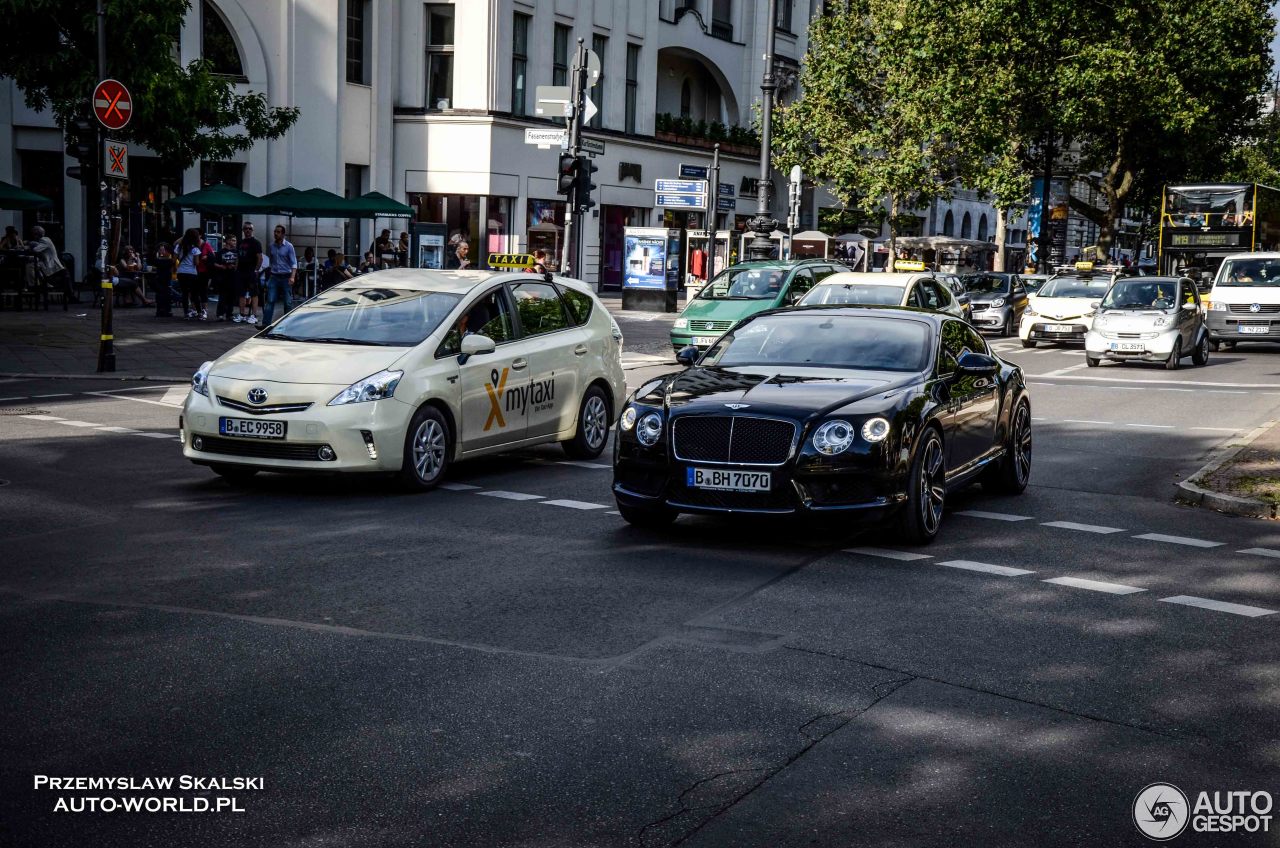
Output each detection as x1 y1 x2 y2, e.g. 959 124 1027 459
525 128 567 149
580 138 605 157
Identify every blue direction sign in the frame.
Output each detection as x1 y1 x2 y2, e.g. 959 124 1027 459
656 178 707 195
717 196 735 212
679 163 709 180
718 183 735 197
657 193 706 208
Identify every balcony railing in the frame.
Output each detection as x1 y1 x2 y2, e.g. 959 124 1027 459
654 113 759 153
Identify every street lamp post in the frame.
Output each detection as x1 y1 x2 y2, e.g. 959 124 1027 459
746 0 781 261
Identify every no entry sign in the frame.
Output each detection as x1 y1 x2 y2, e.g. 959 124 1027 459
92 79 132 130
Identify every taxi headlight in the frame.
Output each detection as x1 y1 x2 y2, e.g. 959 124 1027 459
991 297 1007 308
620 407 638 431
813 420 856 455
328 369 403 406
861 417 891 443
1025 306 1039 317
636 412 663 446
673 317 688 330
1152 315 1170 327
191 360 213 397
1094 316 1110 328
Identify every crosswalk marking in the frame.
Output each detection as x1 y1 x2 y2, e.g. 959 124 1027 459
844 547 932 561
541 499 609 510
1041 521 1125 534
1043 576 1146 595
938 560 1035 577
475 490 544 501
1160 596 1276 618
955 510 1034 522
1134 533 1223 549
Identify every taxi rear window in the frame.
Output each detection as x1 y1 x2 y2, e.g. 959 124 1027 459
558 286 593 325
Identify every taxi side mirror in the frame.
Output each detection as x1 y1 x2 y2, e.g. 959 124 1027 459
676 346 700 367
458 334 496 364
1090 301 1102 311
1181 302 1197 311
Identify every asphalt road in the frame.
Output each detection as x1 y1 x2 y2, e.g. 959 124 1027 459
4 317 1280 847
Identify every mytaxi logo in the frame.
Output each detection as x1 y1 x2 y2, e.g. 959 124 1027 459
485 368 509 431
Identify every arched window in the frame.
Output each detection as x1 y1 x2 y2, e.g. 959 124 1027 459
203 0 245 78
680 79 692 118
977 214 988 242
960 212 972 240
942 210 955 237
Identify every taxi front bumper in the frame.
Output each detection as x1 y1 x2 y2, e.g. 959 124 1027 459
181 387 414 473
1085 329 1180 360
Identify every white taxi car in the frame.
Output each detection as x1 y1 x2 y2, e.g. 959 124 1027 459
1017 273 1113 348
795 271 966 317
181 267 626 490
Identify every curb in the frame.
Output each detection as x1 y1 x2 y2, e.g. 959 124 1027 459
1175 419 1279 519
0 372 189 383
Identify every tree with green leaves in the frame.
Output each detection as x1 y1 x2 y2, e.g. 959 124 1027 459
0 0 298 169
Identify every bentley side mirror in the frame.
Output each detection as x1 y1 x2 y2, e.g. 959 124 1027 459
676 346 700 367
956 351 1000 377
458 334 496 365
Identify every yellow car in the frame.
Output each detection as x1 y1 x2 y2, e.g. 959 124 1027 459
181 268 626 490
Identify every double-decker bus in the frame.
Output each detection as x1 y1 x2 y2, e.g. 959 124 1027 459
1159 183 1280 281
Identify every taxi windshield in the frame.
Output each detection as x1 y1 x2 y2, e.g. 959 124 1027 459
1038 277 1111 298
696 267 787 301
264 287 462 346
1217 258 1280 287
702 314 931 372
1101 281 1179 310
799 284 903 306
964 275 1010 295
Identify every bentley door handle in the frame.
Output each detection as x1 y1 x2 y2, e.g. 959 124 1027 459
511 358 528 370
574 344 589 356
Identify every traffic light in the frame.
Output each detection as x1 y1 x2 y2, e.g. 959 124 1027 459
557 153 577 198
575 157 598 211
64 116 97 181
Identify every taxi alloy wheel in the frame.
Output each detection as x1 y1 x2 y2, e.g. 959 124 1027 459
1191 333 1209 366
399 406 451 491
563 385 610 460
1165 337 1182 371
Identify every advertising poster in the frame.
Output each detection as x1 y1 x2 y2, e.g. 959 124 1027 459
624 233 667 290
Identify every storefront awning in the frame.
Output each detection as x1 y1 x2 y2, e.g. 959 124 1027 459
165 183 273 215
0 179 53 211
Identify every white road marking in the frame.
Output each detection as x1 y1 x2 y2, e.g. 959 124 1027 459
1134 533 1223 548
1062 419 1112 425
439 482 481 491
1041 521 1125 534
1036 375 1280 389
1205 390 1248 395
1160 596 1276 618
1043 576 1146 595
1124 423 1174 429
94 426 142 434
605 510 621 515
1191 427 1241 433
1031 416 1048 421
85 390 182 409
56 420 100 428
541 499 609 510
137 432 177 439
845 547 933 561
476 490 544 501
1038 363 1092 377
22 414 64 421
0 396 27 401
1027 382 1054 388
1239 548 1280 559
556 461 611 470
160 387 190 406
31 393 72 398
938 560 1035 577
1158 387 1195 393
956 510 1034 522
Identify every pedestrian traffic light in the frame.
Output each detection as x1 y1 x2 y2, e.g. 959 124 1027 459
575 158 598 211
557 153 577 198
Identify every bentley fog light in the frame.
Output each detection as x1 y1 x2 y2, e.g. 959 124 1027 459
813 420 856 455
636 412 663 446
861 417 891 443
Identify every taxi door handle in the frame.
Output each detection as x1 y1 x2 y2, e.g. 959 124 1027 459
511 358 528 370
574 344 589 356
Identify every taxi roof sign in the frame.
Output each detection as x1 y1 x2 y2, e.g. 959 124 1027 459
894 259 927 271
1074 261 1095 272
488 253 537 269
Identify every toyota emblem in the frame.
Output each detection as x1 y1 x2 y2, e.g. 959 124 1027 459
247 387 268 405
1251 303 1262 313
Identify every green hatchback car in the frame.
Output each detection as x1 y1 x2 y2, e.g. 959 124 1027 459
670 259 843 352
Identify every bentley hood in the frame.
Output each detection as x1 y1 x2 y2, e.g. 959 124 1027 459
645 366 916 418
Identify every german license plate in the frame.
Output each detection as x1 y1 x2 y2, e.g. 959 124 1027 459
1046 324 1075 333
219 417 286 440
1110 341 1144 351
687 467 770 492
1239 325 1269 334
692 336 720 347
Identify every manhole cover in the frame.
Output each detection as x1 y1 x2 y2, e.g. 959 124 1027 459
0 407 49 416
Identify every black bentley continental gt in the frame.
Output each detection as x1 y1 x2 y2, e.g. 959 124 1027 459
612 306 1032 543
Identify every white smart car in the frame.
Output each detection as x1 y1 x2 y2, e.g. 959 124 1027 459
1085 276 1209 369
795 271 965 317
181 268 627 490
1017 273 1113 347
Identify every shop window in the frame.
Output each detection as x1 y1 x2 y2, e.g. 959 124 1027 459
528 200 566 272
425 5 455 110
202 0 245 79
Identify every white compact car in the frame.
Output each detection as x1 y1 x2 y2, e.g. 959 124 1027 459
181 268 627 490
1018 274 1113 347
1085 276 1210 369
796 271 965 317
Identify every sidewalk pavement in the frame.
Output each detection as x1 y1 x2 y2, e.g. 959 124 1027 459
1177 418 1280 520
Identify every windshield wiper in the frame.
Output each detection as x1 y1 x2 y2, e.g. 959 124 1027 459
263 331 302 341
296 337 388 346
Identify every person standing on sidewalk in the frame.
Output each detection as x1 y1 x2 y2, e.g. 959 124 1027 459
263 224 297 326
213 234 239 321
176 228 205 320
235 222 263 325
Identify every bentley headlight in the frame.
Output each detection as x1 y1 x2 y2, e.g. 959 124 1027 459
191 361 213 397
991 297 1006 308
861 417 891 443
328 369 403 406
636 412 663 446
620 407 638 430
813 420 856 455
673 318 688 329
